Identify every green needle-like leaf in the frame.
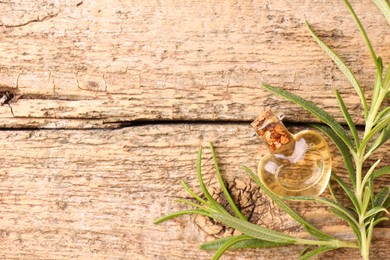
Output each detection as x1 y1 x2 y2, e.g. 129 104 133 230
197 145 229 214
343 0 379 70
200 235 291 250
334 89 360 149
360 116 390 153
211 235 250 260
210 143 246 221
261 83 355 151
374 187 390 207
368 176 375 206
283 196 359 226
328 181 339 204
299 246 336 260
300 245 315 257
367 125 390 156
362 159 382 188
311 124 356 188
181 180 209 206
372 0 390 26
375 107 390 125
243 166 334 240
385 63 390 89
331 173 360 213
369 64 385 132
372 166 390 179
370 71 385 127
305 21 368 117
364 206 388 220
211 212 297 243
330 208 361 248
154 209 210 224
361 186 372 215
384 197 390 208
373 217 389 227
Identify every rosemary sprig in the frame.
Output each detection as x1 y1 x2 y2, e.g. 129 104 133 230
155 1 389 259
155 144 358 260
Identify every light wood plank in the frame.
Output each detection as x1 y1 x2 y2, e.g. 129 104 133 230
0 124 388 259
0 0 389 127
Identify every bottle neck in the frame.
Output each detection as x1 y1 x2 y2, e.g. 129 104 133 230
251 110 295 155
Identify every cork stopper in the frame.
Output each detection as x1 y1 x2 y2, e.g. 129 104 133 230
251 109 293 152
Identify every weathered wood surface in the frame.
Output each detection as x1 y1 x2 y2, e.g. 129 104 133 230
0 125 389 259
0 0 389 128
0 0 389 259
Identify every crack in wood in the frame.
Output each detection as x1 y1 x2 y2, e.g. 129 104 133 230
2 12 59 28
0 90 19 117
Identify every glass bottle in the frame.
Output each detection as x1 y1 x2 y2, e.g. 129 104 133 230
251 109 331 196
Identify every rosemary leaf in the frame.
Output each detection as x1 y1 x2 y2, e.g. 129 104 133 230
300 245 314 256
283 196 359 226
330 208 361 249
374 107 390 125
299 246 336 260
210 143 247 221
360 116 390 153
180 180 209 206
328 181 339 204
305 21 368 117
374 187 390 207
211 235 250 260
331 173 360 213
361 159 382 188
372 165 390 179
334 89 360 149
210 212 297 243
370 71 385 128
196 145 229 214
373 217 389 227
368 176 375 207
366 125 390 156
310 124 356 188
384 197 390 209
364 206 388 220
154 209 210 224
200 235 291 250
361 187 372 215
385 63 390 89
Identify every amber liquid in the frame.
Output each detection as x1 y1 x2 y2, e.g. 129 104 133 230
258 130 331 196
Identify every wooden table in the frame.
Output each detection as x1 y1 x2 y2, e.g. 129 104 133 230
0 0 389 259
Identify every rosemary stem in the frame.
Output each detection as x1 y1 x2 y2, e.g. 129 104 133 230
364 89 387 138
355 157 364 200
355 87 389 260
295 238 358 249
359 217 370 260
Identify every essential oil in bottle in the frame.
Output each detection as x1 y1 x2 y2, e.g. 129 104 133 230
251 109 331 196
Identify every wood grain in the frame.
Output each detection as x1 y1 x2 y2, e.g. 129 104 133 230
0 0 389 127
0 0 389 259
0 124 389 259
